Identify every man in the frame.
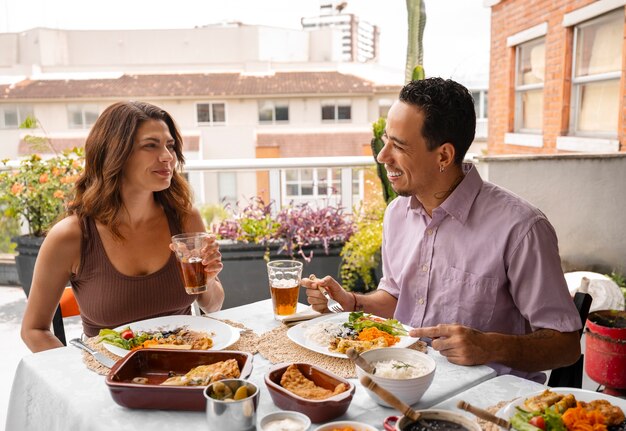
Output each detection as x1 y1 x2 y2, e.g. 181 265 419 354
303 78 581 382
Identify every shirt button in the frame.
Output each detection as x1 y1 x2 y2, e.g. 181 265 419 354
426 229 433 235
422 265 428 272
419 298 425 305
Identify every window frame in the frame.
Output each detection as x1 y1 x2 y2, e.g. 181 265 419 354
321 99 352 123
0 104 34 129
67 104 99 129
513 36 546 134
258 100 289 124
569 9 622 138
196 102 227 126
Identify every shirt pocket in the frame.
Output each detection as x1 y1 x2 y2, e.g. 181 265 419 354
442 266 499 328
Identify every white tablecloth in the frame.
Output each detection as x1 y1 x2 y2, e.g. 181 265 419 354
7 300 501 431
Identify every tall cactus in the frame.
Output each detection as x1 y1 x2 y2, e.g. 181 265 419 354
370 117 397 205
405 0 426 84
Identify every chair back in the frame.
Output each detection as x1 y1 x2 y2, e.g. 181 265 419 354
546 292 593 388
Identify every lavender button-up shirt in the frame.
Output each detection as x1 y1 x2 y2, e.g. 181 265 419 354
378 163 581 382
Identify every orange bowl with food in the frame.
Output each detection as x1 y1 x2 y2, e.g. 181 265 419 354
264 362 356 423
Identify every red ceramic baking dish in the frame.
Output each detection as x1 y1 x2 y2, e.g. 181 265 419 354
105 349 253 411
264 362 355 423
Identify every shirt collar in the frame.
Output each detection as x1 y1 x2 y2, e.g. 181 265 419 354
404 162 482 223
438 162 482 224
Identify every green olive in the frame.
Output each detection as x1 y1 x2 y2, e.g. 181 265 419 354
233 386 248 400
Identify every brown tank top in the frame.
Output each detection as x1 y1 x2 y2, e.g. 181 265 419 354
70 214 193 337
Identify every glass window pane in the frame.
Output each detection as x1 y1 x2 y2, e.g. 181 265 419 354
286 184 299 196
575 11 622 77
321 104 335 120
85 110 99 127
4 110 18 127
520 89 543 131
197 104 211 123
258 101 274 123
301 169 313 181
378 99 393 118
337 105 351 120
576 79 620 133
517 38 545 85
68 105 83 128
212 103 226 123
301 184 314 195
285 169 298 181
275 105 289 122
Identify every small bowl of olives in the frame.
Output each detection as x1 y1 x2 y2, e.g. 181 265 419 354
204 379 260 431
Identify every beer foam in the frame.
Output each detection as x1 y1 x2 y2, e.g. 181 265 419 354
270 279 299 289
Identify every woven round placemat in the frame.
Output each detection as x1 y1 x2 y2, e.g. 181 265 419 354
81 318 259 375
476 400 512 431
256 324 428 379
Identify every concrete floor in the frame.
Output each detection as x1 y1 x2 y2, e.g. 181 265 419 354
0 285 604 431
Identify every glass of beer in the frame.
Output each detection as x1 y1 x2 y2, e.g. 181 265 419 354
267 260 302 318
171 232 209 294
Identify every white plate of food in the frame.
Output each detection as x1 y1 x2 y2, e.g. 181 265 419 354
286 311 419 359
99 315 240 357
497 388 626 430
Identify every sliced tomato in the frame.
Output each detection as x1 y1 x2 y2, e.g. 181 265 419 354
120 329 134 340
529 416 546 430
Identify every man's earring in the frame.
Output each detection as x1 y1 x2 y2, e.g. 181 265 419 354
439 165 444 173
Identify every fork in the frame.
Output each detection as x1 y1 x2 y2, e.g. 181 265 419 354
317 285 344 313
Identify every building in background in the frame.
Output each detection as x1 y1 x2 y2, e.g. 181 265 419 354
301 1 379 62
485 0 625 154
0 22 401 210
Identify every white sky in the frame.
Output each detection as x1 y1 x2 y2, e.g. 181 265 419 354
0 0 491 81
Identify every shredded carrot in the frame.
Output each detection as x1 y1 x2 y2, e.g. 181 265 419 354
331 428 355 431
562 402 607 431
357 327 400 346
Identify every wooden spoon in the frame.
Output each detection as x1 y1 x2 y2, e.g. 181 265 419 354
346 348 376 374
457 400 511 429
359 375 421 422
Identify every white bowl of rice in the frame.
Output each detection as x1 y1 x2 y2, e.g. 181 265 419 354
354 348 436 407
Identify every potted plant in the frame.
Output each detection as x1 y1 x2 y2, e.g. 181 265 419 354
206 197 355 308
0 117 84 295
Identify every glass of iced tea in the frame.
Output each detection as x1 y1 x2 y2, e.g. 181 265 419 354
171 232 210 294
266 260 302 318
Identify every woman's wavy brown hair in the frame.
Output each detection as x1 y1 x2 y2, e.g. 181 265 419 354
67 101 193 239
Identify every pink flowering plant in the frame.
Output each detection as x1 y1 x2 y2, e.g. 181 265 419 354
0 118 84 237
212 197 355 261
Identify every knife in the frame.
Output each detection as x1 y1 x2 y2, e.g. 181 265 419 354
69 338 117 369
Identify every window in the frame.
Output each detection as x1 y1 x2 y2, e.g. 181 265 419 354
0 104 34 129
258 101 289 124
570 10 621 137
68 104 99 129
321 100 351 122
284 168 342 198
196 103 226 125
514 37 545 132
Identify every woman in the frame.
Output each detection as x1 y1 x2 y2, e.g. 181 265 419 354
21 101 224 352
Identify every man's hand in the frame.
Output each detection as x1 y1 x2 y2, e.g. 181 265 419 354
410 324 491 366
301 275 353 313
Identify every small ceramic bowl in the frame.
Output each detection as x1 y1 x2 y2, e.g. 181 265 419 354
384 409 482 431
314 420 378 431
265 362 355 423
259 410 312 431
355 348 436 407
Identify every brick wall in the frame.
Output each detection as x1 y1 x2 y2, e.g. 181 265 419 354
488 0 626 154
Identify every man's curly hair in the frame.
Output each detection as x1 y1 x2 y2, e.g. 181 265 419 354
399 78 476 164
